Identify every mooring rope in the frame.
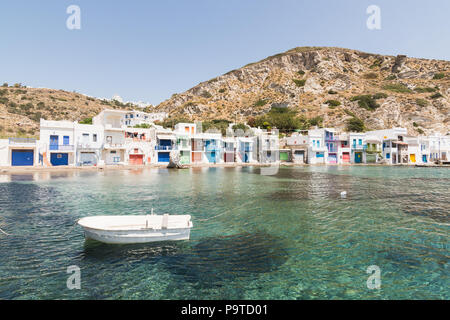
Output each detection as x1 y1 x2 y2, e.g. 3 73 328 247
0 222 12 236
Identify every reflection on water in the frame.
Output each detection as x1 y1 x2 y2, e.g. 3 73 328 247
0 166 448 299
162 232 289 288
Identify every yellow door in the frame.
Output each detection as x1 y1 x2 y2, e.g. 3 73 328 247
410 154 416 163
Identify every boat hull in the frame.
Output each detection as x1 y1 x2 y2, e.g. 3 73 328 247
83 226 191 244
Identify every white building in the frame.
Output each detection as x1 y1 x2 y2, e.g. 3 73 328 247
0 138 38 167
307 129 326 164
75 123 104 166
124 110 168 127
39 119 76 166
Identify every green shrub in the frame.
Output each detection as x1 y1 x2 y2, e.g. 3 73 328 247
385 75 397 81
382 83 413 93
369 58 383 69
30 112 42 122
413 122 418 127
347 117 365 132
0 97 8 104
133 123 151 128
200 91 212 98
414 87 437 93
232 123 249 131
0 89 7 96
254 99 268 107
416 98 428 107
343 109 356 117
372 92 388 99
431 92 443 99
416 128 424 135
79 117 93 124
2 83 8 87
328 90 338 95
293 79 306 87
433 73 445 80
308 116 323 127
351 95 380 111
325 100 341 107
297 70 305 76
218 88 226 93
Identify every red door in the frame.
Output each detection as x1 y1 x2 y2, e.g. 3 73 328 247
129 154 144 165
342 152 350 163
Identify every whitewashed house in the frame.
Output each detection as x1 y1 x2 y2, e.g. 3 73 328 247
75 123 104 166
39 119 76 166
174 123 197 165
124 110 168 127
93 110 127 165
307 129 326 164
349 132 366 164
0 138 38 167
257 130 279 164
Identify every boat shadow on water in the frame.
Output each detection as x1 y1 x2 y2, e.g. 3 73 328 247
81 231 289 289
160 231 289 289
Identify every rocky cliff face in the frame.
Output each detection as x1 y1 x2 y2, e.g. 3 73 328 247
155 47 449 135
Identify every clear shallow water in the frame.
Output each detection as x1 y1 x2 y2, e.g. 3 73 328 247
0 166 448 300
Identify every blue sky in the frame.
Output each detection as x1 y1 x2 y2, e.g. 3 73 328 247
1 0 449 105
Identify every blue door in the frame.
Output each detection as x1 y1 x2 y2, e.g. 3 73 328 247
158 152 170 163
422 155 427 163
50 135 59 150
12 150 34 166
355 152 362 163
50 153 69 166
244 152 249 163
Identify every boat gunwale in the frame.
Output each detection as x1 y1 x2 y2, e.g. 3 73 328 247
77 215 193 232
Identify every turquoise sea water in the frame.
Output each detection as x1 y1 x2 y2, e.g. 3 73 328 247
0 166 448 299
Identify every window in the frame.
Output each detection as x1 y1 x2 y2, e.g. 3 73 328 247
353 139 356 146
63 136 70 145
93 134 97 142
358 139 362 145
82 133 89 143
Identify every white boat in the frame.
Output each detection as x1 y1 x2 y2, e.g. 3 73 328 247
77 213 193 244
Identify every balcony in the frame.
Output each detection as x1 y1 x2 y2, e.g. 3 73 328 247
365 146 381 153
155 145 174 151
327 147 338 153
104 141 125 149
9 138 36 145
352 144 364 150
49 145 74 151
77 143 100 150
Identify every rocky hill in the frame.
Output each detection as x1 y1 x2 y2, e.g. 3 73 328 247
155 47 450 135
0 86 139 137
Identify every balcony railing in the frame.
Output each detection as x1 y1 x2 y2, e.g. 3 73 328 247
155 145 173 151
327 148 338 153
77 143 100 150
104 141 125 148
352 144 364 150
49 145 74 151
9 138 36 145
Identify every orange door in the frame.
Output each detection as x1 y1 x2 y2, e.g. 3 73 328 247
129 154 144 165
